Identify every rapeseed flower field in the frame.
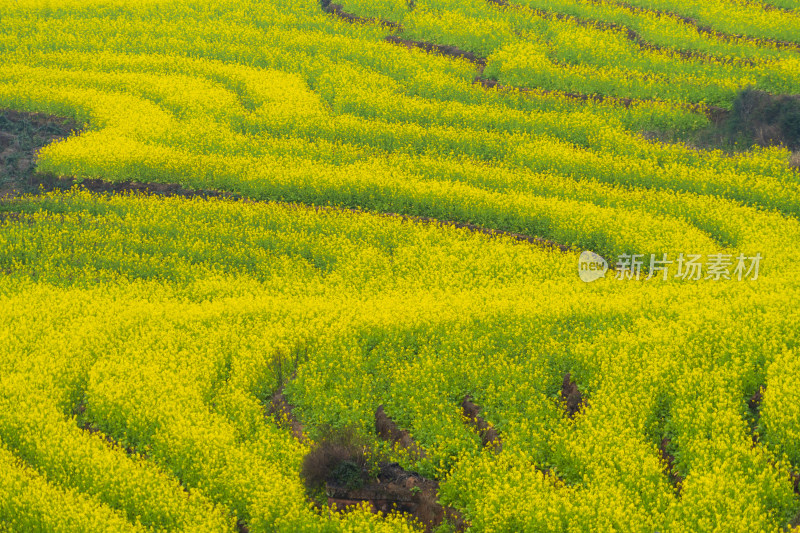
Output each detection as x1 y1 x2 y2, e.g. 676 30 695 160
1 0 799 531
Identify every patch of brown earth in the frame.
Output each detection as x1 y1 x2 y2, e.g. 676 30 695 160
0 109 83 196
561 373 583 418
302 426 466 532
326 462 465 532
747 386 764 447
321 1 402 30
268 390 305 441
3 173 244 201
73 398 144 458
461 396 502 451
658 437 684 493
375 405 426 459
385 36 486 68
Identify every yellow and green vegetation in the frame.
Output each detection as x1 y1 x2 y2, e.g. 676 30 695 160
1 0 800 531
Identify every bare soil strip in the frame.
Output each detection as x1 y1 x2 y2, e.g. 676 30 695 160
326 462 466 532
375 406 426 459
72 397 147 459
301 409 466 531
384 36 487 68
321 1 402 30
658 437 684 494
747 386 764 447
0 109 82 197
460 396 502 452
268 389 305 441
560 373 583 418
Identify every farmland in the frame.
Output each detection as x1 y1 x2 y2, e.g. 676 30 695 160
1 0 800 531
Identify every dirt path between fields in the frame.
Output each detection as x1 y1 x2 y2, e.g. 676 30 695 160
384 36 486 71
321 1 402 29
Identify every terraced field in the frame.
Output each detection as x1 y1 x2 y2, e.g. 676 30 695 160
1 0 800 531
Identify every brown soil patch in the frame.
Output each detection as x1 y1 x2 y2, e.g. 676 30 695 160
321 1 402 30
460 396 502 451
385 36 486 68
747 387 764 446
747 387 763 413
302 425 465 532
561 373 583 418
73 398 144 458
790 152 800 170
3 173 242 201
326 462 466 532
0 109 82 197
659 437 684 493
375 405 426 459
268 390 305 441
